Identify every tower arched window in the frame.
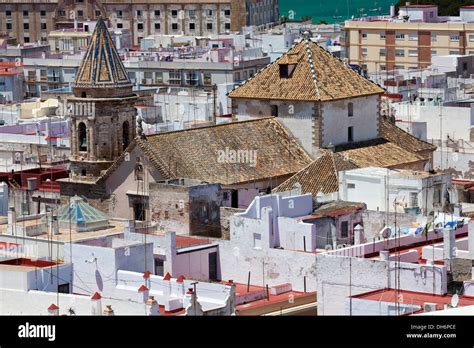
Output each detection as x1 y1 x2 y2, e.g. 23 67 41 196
122 120 130 150
78 122 87 151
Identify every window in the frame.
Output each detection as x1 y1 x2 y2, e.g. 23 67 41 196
189 10 196 18
224 9 231 16
151 72 161 84
395 32 405 40
361 32 368 39
78 122 87 151
379 48 386 56
395 49 405 57
58 284 70 294
95 10 101 17
347 183 355 189
408 50 418 57
117 10 123 18
253 233 262 249
154 10 160 17
203 73 211 85
6 23 12 31
340 221 349 238
169 70 181 85
58 10 66 17
225 23 230 30
348 102 354 117
450 50 460 55
154 22 160 30
431 33 437 41
24 37 30 43
23 23 29 30
122 121 130 150
434 188 441 205
348 126 353 142
431 50 437 56
410 192 418 207
270 105 278 117
171 10 178 17
361 48 367 56
6 10 11 17
77 10 83 17
40 10 46 17
189 23 195 30
408 33 418 41
23 10 28 17
207 23 213 30
450 34 460 42
117 23 123 29
207 10 213 16
154 258 164 276
137 23 143 31
136 10 142 17
41 23 47 30
172 23 178 30
470 34 474 42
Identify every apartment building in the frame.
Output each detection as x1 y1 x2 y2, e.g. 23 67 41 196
343 5 474 73
0 0 279 46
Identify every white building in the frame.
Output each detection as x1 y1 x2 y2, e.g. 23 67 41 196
338 167 453 215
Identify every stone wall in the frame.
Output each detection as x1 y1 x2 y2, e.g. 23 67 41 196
219 206 244 240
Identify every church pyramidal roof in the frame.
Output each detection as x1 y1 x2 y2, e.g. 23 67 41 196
228 38 385 102
72 17 132 91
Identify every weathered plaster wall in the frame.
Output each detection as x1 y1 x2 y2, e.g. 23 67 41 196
321 95 379 147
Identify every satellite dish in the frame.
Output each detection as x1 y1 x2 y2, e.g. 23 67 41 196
451 294 459 308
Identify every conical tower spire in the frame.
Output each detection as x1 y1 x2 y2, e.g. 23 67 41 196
72 17 132 96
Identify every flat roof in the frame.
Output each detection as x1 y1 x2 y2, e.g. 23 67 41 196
0 219 126 242
353 288 474 312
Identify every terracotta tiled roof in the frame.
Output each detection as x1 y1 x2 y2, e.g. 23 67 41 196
72 17 131 89
98 118 312 185
228 39 384 102
310 201 366 218
380 118 437 157
335 139 425 168
273 150 359 195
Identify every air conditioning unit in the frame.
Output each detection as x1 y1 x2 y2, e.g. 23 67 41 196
423 302 437 312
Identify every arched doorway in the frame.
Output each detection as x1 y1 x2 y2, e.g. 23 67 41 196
78 122 87 151
122 120 130 150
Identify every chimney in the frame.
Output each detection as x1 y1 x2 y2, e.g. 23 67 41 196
379 250 390 261
146 296 160 316
8 206 16 227
103 305 114 316
91 292 102 315
138 284 149 303
390 4 396 17
51 215 59 235
354 224 364 245
48 304 59 316
443 228 455 271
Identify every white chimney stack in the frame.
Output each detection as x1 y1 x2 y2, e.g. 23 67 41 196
48 304 59 316
8 207 16 235
443 227 456 271
379 250 390 261
91 292 102 315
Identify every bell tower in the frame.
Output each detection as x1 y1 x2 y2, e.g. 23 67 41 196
68 17 137 179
